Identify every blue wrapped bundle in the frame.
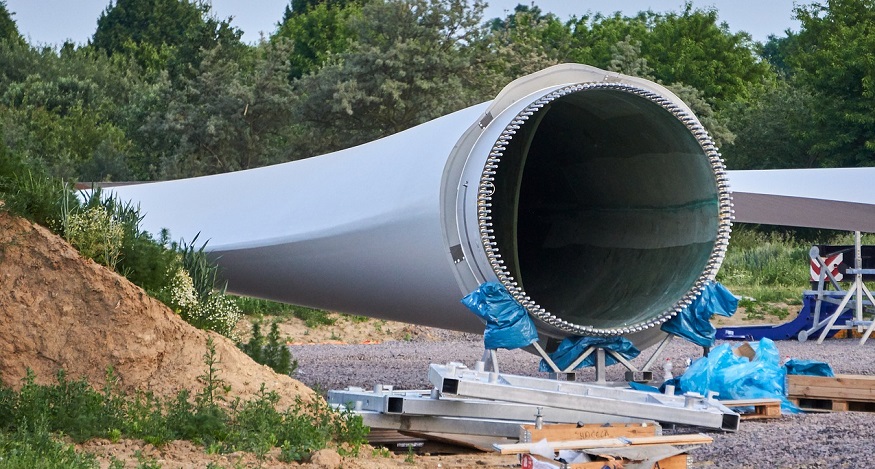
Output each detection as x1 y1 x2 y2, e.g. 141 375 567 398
461 282 539 350
538 335 640 372
679 338 799 413
661 281 738 347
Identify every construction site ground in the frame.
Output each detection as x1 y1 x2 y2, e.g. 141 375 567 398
5 210 875 468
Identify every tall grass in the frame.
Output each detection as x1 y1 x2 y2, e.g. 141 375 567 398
718 227 811 302
717 226 875 303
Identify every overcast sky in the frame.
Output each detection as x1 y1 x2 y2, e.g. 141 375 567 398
5 0 800 47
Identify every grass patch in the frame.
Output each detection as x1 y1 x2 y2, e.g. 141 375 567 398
0 339 368 464
233 296 335 327
717 226 810 304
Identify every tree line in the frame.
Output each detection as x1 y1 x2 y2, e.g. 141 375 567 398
0 0 872 183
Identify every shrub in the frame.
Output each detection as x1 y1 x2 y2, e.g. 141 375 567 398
186 292 243 339
63 204 125 270
0 426 98 469
238 321 298 376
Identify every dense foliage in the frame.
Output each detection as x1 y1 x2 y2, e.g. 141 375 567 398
2 0 872 180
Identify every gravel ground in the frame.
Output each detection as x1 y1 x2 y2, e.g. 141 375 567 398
291 333 875 468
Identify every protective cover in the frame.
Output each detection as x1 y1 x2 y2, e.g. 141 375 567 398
785 359 835 377
679 338 799 413
661 281 738 347
538 336 640 372
461 282 539 350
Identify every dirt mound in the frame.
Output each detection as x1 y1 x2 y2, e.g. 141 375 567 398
0 211 314 406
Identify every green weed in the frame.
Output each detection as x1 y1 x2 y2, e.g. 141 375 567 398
238 321 298 375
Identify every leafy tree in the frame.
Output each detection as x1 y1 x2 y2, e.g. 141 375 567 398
487 3 549 30
0 0 21 44
92 0 245 79
722 81 821 169
282 0 364 18
639 3 770 109
292 0 487 154
760 33 798 77
788 0 875 166
566 12 649 68
0 42 142 181
274 1 363 78
139 41 298 178
477 5 572 84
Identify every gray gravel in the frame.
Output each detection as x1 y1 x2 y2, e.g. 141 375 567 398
291 332 875 468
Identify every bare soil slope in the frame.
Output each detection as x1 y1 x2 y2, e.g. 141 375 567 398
0 211 313 406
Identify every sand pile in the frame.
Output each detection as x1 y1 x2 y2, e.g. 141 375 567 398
0 211 314 406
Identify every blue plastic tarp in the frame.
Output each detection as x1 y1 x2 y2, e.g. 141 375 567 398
461 282 539 350
538 336 640 372
661 281 738 347
678 338 799 413
785 359 835 377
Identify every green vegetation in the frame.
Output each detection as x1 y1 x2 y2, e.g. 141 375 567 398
233 297 336 327
2 0 875 462
0 340 368 465
716 227 810 303
238 321 298 376
716 227 875 321
3 0 870 180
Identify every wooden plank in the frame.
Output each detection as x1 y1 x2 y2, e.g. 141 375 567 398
494 434 713 455
721 399 782 420
520 422 659 443
788 384 875 401
788 374 875 391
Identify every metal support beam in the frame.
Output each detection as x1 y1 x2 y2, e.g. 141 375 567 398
328 388 637 426
428 363 739 432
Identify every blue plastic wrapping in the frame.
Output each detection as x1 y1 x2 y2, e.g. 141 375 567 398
538 336 640 372
461 282 539 350
661 281 738 347
785 359 835 377
678 338 799 413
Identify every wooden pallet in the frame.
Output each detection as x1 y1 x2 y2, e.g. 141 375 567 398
788 374 875 412
721 398 782 420
791 397 875 412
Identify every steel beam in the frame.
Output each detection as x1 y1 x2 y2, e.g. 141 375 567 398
328 388 637 425
428 363 739 432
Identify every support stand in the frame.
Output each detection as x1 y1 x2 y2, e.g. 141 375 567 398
528 335 674 384
816 231 875 344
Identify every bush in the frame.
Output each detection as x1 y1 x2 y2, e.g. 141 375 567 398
238 321 298 376
63 204 124 270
